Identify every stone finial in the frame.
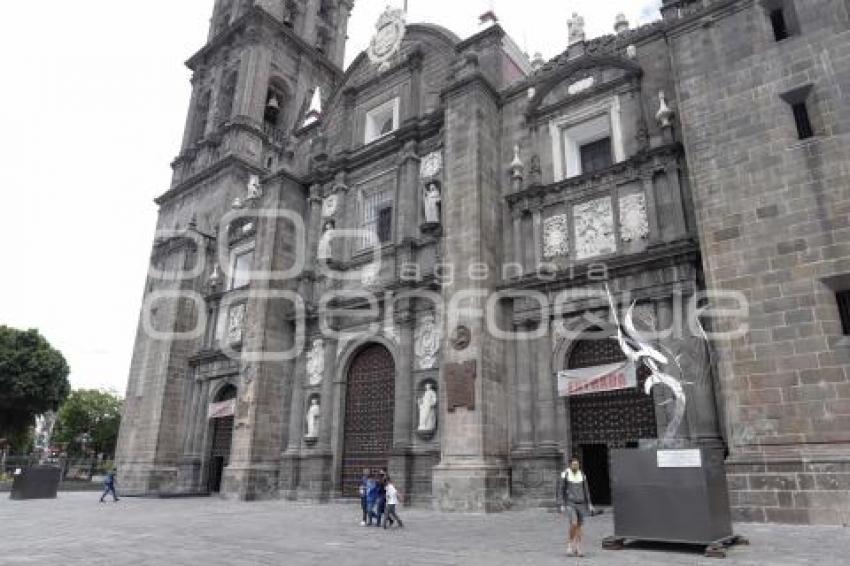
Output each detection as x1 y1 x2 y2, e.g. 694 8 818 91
530 52 545 71
303 86 323 127
567 12 586 45
510 145 524 179
614 13 629 34
656 90 675 128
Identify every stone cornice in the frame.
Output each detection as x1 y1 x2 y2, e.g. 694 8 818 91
505 143 683 207
663 0 751 38
156 154 266 206
186 6 343 80
440 71 502 107
499 237 700 294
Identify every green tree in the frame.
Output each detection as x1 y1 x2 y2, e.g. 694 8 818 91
53 389 123 457
0 326 71 452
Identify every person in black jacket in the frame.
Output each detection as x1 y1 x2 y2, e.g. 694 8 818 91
561 457 594 557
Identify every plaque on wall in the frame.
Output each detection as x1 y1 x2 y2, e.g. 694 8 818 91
445 360 476 412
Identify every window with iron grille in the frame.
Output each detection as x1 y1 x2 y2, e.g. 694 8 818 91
358 189 394 250
580 137 613 174
837 291 850 335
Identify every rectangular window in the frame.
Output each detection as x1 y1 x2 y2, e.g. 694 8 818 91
579 137 613 174
770 9 789 41
230 247 254 289
837 291 850 335
364 98 400 144
358 190 394 250
792 102 814 140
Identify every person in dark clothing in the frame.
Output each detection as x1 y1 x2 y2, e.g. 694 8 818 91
100 469 119 503
366 474 380 526
359 468 371 526
561 457 594 557
374 471 387 527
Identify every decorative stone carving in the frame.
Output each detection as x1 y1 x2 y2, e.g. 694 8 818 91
361 262 380 287
414 312 441 369
367 6 406 72
227 303 245 344
417 382 438 433
574 197 616 259
423 182 442 224
619 192 650 242
306 338 324 386
451 325 471 351
322 193 338 218
567 12 586 45
305 397 321 439
420 151 442 179
543 214 570 259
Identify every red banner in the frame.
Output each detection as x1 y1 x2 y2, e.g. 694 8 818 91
208 398 235 419
558 361 637 397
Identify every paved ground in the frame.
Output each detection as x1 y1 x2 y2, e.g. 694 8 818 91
1 493 848 565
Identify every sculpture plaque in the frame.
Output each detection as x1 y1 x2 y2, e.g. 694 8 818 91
445 360 476 412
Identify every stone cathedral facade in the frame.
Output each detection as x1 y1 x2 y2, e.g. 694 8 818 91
115 0 850 525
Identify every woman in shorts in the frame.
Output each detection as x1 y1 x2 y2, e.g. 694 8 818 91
561 457 594 557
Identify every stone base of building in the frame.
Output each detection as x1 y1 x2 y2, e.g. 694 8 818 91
510 447 563 509
115 463 180 496
293 451 334 502
431 458 511 513
221 463 280 501
726 450 850 525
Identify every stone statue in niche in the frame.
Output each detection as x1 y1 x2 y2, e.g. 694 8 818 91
247 175 262 200
227 303 246 344
417 383 438 433
414 312 441 369
423 182 442 224
305 398 321 439
317 219 334 260
306 338 324 386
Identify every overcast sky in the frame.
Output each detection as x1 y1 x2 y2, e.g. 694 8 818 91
0 0 660 395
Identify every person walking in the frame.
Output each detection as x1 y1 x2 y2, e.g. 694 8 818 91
359 468 371 526
365 472 380 526
100 469 119 503
383 476 403 529
374 471 387 527
561 457 593 557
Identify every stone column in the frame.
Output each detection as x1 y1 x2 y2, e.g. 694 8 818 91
515 323 535 450
642 174 661 244
390 308 415 501
397 142 421 242
532 208 543 271
221 176 305 500
432 63 510 512
512 209 524 272
665 164 688 239
534 331 557 449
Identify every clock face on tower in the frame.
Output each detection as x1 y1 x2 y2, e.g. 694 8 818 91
420 151 443 179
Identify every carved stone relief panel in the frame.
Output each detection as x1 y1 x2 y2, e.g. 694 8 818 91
227 303 246 345
619 192 650 243
543 214 570 260
414 312 441 369
574 196 616 259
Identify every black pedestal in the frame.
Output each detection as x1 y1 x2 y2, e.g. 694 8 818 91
603 448 743 557
9 466 61 500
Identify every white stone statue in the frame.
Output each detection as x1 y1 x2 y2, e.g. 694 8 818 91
317 220 334 260
305 398 321 439
306 338 324 386
568 12 586 45
417 383 438 433
247 175 262 200
414 312 441 369
423 182 442 224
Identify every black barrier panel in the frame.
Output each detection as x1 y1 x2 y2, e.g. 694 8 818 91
10 466 61 500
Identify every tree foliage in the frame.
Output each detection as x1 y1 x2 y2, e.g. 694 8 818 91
53 389 123 457
0 326 71 447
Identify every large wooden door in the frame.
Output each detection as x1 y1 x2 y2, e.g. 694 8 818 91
208 385 236 493
341 344 395 497
567 336 657 505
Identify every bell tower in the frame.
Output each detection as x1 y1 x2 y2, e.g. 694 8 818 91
115 1 352 498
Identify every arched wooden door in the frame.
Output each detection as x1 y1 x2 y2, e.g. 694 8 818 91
567 336 657 505
341 344 395 497
208 384 236 493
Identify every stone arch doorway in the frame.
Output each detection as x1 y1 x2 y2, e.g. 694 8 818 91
566 335 657 505
341 343 396 497
207 384 236 494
